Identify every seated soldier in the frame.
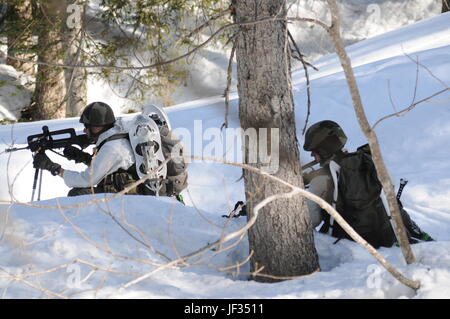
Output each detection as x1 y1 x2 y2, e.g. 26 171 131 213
302 120 433 246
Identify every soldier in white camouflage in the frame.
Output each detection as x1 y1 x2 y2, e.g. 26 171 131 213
303 120 347 228
302 120 434 245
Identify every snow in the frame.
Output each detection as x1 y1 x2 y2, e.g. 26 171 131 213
0 64 32 121
1 5 450 300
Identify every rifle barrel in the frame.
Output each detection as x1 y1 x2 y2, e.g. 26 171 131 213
302 159 318 170
5 146 29 152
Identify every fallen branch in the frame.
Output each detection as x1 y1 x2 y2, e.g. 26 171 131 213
2 149 422 290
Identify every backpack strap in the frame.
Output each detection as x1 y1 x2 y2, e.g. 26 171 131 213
96 133 129 151
328 160 341 236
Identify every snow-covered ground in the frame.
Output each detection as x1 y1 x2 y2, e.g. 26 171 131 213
0 5 450 299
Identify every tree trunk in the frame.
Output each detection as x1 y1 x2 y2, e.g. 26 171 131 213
234 0 320 282
65 0 87 117
443 0 449 13
6 0 36 76
22 0 67 120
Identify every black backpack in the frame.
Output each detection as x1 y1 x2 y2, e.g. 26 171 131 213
319 144 397 248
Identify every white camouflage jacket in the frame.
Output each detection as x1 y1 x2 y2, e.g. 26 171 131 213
62 124 135 188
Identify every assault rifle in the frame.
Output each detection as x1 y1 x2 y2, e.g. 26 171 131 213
5 125 92 201
6 125 90 153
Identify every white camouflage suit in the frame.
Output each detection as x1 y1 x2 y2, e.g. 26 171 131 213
303 165 333 228
62 124 135 189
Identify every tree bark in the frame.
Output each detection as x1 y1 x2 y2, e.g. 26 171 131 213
443 0 449 13
22 0 67 120
234 0 319 282
65 0 87 117
6 0 36 76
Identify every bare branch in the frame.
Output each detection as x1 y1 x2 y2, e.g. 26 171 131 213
370 41 450 129
373 48 450 130
287 29 315 134
185 7 233 39
0 266 68 299
2 149 421 292
222 38 237 130
372 87 450 129
56 202 169 268
114 154 420 290
324 0 416 265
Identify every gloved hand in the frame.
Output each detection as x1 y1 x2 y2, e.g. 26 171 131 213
63 146 92 165
33 152 61 176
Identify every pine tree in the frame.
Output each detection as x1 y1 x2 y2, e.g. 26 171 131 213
22 0 67 120
92 0 227 106
5 0 36 76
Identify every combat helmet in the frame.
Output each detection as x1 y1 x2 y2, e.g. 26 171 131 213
304 120 347 161
80 102 116 127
